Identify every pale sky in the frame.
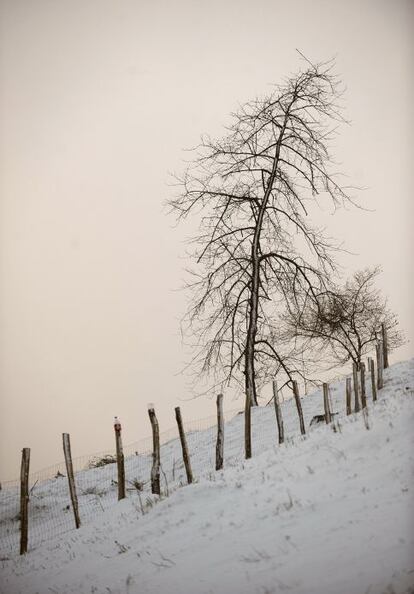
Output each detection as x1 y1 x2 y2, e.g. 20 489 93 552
1 0 413 481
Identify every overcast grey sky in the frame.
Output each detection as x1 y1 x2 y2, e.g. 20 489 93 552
1 0 413 480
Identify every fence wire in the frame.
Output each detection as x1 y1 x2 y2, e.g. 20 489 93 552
0 408 241 555
0 368 383 557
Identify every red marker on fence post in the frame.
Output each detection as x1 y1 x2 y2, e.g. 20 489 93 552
113 417 126 500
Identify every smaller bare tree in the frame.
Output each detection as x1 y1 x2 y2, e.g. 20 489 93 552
288 266 403 368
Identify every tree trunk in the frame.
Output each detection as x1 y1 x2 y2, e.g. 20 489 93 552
245 240 261 407
244 114 289 409
245 322 259 406
382 323 389 368
244 391 252 459
215 394 224 470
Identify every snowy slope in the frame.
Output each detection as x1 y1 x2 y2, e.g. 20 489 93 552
1 360 414 594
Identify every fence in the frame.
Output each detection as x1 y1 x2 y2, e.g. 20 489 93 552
0 408 241 555
0 340 390 557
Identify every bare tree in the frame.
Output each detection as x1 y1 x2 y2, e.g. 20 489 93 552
288 266 403 367
169 57 353 408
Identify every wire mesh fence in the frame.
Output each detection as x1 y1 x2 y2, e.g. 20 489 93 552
0 361 391 557
0 408 241 555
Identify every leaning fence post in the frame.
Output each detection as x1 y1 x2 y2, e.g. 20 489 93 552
20 447 30 555
376 343 380 387
148 405 161 495
382 323 389 369
370 358 377 401
376 342 384 390
352 362 360 413
175 407 193 484
62 433 81 528
292 380 306 435
215 393 224 470
360 362 367 409
272 380 284 444
113 417 126 500
346 377 352 415
323 383 332 424
244 390 252 459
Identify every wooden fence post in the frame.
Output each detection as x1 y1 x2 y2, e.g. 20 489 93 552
113 417 126 500
352 362 360 413
376 343 380 387
175 407 193 484
382 323 389 368
148 406 161 495
62 433 81 528
292 380 306 435
272 380 284 444
215 394 224 470
360 362 367 409
379 343 384 388
376 342 384 390
370 358 377 402
244 390 252 459
323 383 332 424
20 447 30 555
346 377 352 415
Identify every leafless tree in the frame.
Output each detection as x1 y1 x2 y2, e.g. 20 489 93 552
287 266 403 367
169 57 354 409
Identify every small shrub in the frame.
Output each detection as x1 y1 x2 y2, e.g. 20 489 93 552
87 455 116 469
131 479 144 491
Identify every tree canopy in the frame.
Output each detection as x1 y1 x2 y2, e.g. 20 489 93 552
169 58 354 406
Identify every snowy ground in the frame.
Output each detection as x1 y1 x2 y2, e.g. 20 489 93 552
1 359 414 594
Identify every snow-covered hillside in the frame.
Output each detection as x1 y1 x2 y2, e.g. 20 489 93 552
1 360 414 594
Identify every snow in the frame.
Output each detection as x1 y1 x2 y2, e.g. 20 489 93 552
1 360 414 594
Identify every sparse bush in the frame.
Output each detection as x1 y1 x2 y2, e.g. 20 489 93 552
87 455 116 469
131 479 144 492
